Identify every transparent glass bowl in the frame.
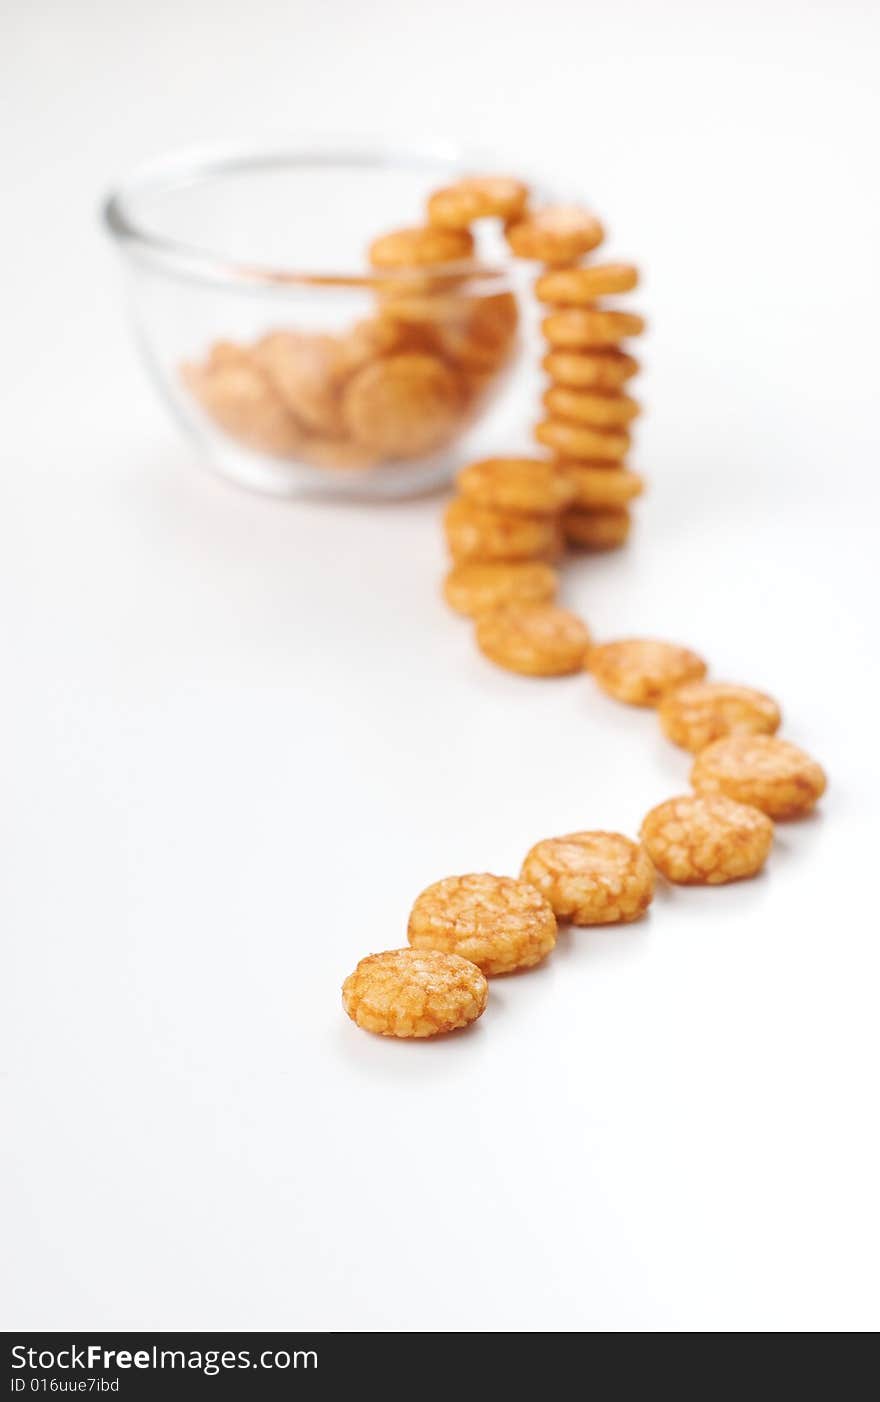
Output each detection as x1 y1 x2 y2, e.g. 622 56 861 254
103 142 532 499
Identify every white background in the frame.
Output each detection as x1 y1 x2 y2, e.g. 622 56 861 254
3 0 879 1332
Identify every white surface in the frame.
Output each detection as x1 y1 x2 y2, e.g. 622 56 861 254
3 0 879 1333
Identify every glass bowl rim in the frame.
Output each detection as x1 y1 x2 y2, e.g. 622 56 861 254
102 138 530 292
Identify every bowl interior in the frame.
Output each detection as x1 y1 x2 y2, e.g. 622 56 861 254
110 145 514 278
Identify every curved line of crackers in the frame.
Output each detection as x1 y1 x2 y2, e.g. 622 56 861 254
340 175 828 1039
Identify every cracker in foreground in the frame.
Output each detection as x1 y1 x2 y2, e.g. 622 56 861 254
520 831 654 925
443 561 558 617
589 638 708 706
690 734 827 819
641 794 773 884
659 681 781 753
408 873 557 975
342 948 488 1038
476 602 590 676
